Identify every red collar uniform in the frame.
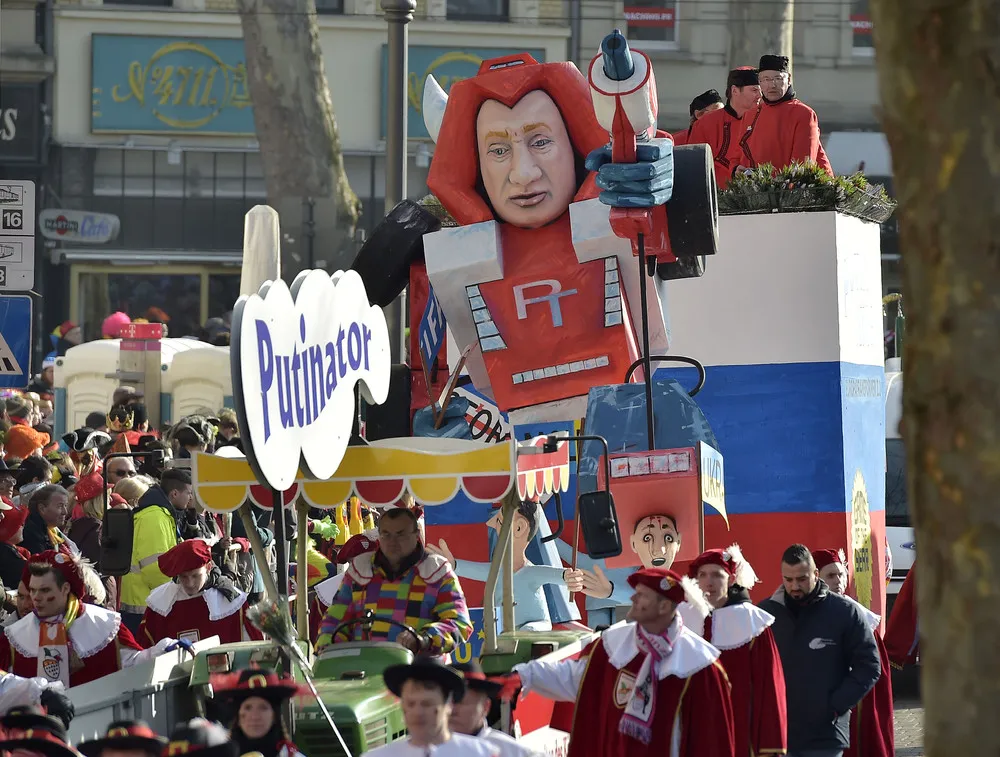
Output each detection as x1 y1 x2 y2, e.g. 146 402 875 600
883 564 918 668
138 540 261 648
812 550 894 757
681 548 787 757
686 105 758 189
513 569 735 757
744 94 833 175
0 552 143 687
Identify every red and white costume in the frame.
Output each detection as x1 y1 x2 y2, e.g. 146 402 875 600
813 548 894 757
0 552 169 688
512 568 734 757
138 540 262 647
681 546 787 756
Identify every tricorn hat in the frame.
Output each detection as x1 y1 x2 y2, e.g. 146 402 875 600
0 706 77 757
160 719 239 757
450 661 503 698
62 427 112 453
211 668 308 708
78 721 167 757
384 659 466 702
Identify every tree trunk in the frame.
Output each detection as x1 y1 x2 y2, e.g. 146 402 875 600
726 0 793 72
236 0 360 279
870 1 1000 754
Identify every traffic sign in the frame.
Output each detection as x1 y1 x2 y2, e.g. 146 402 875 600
0 180 35 290
0 295 32 388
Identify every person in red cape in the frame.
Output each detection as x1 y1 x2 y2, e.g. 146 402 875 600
686 67 762 188
505 567 735 757
212 669 308 757
744 55 833 176
138 539 262 647
0 551 180 687
680 546 787 756
814 548 894 757
883 563 918 669
672 89 724 146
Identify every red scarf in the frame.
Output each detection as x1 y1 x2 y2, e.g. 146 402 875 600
619 624 674 745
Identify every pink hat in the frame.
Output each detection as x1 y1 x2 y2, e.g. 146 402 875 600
102 312 131 339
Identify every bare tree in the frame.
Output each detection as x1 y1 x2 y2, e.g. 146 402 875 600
727 0 794 71
870 0 1000 754
237 0 360 278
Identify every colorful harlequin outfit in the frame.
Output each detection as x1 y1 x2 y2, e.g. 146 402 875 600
316 546 472 658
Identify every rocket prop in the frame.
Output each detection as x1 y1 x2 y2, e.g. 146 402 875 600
587 30 667 449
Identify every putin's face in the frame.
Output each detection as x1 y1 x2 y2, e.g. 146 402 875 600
477 90 578 229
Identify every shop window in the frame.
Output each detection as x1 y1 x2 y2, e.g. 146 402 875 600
78 271 201 342
447 0 509 22
315 0 345 13
851 0 873 54
625 0 678 48
103 0 173 6
208 274 241 321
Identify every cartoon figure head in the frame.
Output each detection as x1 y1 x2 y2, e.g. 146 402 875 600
629 514 681 569
423 55 609 228
487 499 539 556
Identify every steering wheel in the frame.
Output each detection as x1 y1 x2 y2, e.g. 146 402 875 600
329 614 419 644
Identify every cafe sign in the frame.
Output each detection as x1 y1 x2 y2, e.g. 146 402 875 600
91 34 255 135
380 45 546 140
231 269 391 491
38 209 120 244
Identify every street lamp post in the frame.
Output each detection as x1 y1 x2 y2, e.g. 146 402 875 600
382 0 416 362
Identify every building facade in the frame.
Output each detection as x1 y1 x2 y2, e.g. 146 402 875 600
42 0 897 342
48 0 568 339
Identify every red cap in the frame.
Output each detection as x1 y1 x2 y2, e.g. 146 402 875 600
336 533 379 565
109 493 128 508
628 567 688 604
26 551 86 600
74 473 107 505
157 540 213 578
58 321 77 337
0 507 28 544
813 548 846 572
687 543 759 588
688 549 734 578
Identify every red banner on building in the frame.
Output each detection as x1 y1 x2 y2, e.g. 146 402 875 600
850 13 872 33
625 6 675 28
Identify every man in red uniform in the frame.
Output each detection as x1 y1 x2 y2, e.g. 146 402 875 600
744 54 834 175
0 551 177 687
506 567 734 757
814 548 894 757
883 564 918 669
682 546 786 756
138 539 263 647
686 67 761 188
672 90 723 146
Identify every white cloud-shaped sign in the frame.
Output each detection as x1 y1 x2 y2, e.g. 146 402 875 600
231 269 391 491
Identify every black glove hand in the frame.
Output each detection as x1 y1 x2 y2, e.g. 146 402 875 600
40 687 75 729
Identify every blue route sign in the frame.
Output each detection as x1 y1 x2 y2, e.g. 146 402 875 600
0 295 32 388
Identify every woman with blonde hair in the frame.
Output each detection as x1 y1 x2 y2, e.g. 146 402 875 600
113 474 153 508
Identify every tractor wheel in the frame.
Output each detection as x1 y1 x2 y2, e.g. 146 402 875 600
666 144 720 258
657 255 706 280
350 200 441 306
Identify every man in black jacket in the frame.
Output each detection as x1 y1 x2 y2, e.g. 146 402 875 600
759 544 880 757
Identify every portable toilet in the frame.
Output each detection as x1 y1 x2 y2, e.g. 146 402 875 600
161 343 233 423
54 338 233 438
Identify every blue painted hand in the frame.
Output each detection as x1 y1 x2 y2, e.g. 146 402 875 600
585 138 675 208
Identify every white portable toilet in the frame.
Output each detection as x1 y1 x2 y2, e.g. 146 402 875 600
54 338 234 438
53 340 122 437
161 342 233 423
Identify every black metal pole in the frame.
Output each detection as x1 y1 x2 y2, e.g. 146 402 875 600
637 234 655 450
272 488 289 597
